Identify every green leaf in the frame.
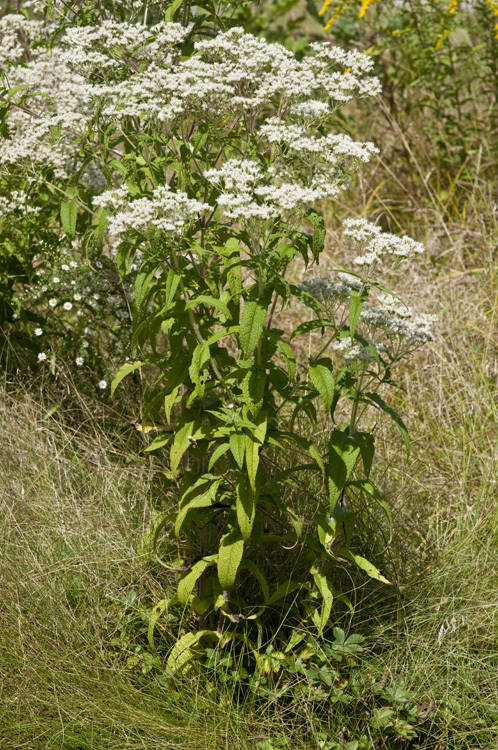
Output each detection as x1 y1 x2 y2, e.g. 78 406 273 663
60 196 78 237
135 259 160 310
327 428 361 508
308 210 326 263
242 368 266 415
245 417 266 491
277 339 296 379
239 300 267 356
178 556 217 606
364 392 410 456
348 289 365 341
334 547 391 584
240 560 270 604
229 433 245 469
208 442 230 470
170 419 197 476
309 358 335 410
186 295 231 320
236 472 256 540
267 580 303 606
164 385 180 425
217 531 244 590
148 594 178 650
111 360 144 396
312 571 334 637
175 478 221 537
189 342 210 384
164 0 187 22
166 630 219 673
290 319 335 340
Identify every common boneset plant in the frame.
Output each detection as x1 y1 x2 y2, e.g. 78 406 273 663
0 5 435 671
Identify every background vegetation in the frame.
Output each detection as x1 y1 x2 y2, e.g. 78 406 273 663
1 1 498 748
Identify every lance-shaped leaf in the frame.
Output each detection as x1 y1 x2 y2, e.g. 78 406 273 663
189 342 210 385
134 259 160 310
239 299 267 355
170 418 198 476
60 195 77 237
166 630 219 673
148 593 178 650
312 570 334 637
240 560 270 604
327 427 361 509
267 579 303 606
217 530 244 590
348 289 365 341
309 357 335 410
307 209 326 262
236 472 256 540
245 417 267 491
364 392 410 456
334 547 391 584
175 477 221 536
186 295 231 320
178 555 217 606
111 360 144 396
229 433 245 469
208 442 230 471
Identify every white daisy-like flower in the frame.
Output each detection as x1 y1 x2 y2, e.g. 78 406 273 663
70 261 78 268
61 264 70 271
48 298 57 307
71 280 76 286
98 379 107 389
34 327 43 336
82 341 89 348
76 310 84 316
37 352 47 361
53 276 60 284
63 302 73 311
75 357 84 366
73 293 81 301
93 293 100 300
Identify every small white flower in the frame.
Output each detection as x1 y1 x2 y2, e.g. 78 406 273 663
63 302 73 311
71 280 76 285
52 276 60 284
70 261 78 268
61 264 70 271
93 293 100 300
77 309 84 317
37 352 47 361
84 327 91 334
48 298 57 307
73 293 81 301
82 341 89 348
75 357 84 366
98 379 107 389
34 327 43 336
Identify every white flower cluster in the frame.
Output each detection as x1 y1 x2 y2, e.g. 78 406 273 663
361 295 437 347
0 190 40 218
0 14 45 67
333 336 386 364
96 185 210 241
343 219 425 269
2 18 381 233
300 220 434 363
205 159 336 222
